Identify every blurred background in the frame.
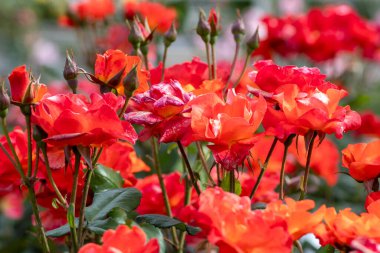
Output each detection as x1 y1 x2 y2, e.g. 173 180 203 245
1 0 380 252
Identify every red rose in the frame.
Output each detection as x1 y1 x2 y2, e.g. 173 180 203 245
8 65 47 104
33 93 137 147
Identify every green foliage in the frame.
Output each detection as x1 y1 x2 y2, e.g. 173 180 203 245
136 214 201 236
90 165 124 193
47 188 141 237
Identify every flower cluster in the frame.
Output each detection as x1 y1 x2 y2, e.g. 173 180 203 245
2 2 380 253
257 4 380 62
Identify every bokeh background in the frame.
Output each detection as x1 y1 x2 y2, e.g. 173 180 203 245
1 0 380 252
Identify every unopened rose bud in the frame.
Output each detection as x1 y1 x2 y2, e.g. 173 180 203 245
63 50 78 93
63 51 78 81
231 11 245 43
123 65 138 99
0 82 10 118
196 9 211 43
246 26 260 53
208 8 220 43
129 18 144 50
164 22 177 47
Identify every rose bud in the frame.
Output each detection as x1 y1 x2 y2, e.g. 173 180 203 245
231 11 245 43
196 9 211 43
63 50 79 93
246 26 260 53
164 22 177 48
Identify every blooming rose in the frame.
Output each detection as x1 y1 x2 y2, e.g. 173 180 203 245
189 89 266 170
33 93 137 147
342 140 380 182
198 188 292 253
94 49 149 95
125 81 193 144
250 61 361 140
79 225 159 253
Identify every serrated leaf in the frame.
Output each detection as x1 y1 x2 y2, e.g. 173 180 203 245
91 164 124 192
46 219 79 237
85 188 141 222
220 173 242 195
136 214 201 235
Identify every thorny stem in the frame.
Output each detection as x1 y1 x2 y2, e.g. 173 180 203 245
279 134 295 200
25 112 33 178
69 149 81 252
224 42 240 97
196 142 216 186
178 159 193 252
29 184 51 253
299 131 318 200
232 53 250 89
211 43 217 79
177 141 201 195
205 42 212 79
249 137 278 199
152 138 179 247
41 145 68 209
78 167 93 246
161 46 168 82
1 117 50 253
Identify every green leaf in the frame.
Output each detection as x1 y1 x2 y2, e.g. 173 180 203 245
90 164 124 192
87 217 121 235
108 207 128 224
139 223 166 253
85 188 141 222
220 173 242 195
46 219 79 237
136 214 201 235
316 245 336 253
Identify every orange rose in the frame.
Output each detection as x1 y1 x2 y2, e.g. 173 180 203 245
342 140 380 181
94 49 149 95
79 225 159 253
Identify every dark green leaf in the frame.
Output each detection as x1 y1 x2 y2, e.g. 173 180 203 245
46 219 78 237
136 214 201 235
90 165 124 193
87 217 121 235
85 188 141 222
